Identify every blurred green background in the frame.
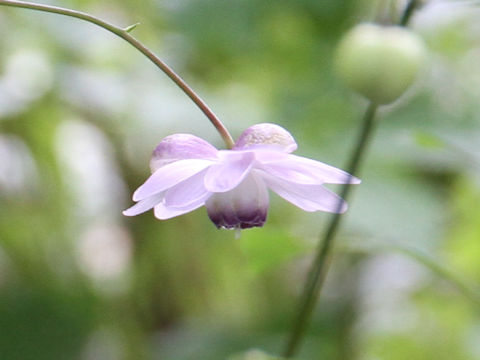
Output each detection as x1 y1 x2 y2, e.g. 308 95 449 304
0 0 479 359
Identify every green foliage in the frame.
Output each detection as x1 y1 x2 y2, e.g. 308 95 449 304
0 282 97 360
446 178 480 281
240 229 306 276
414 131 445 149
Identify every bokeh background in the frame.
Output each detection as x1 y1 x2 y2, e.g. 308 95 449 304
0 0 479 359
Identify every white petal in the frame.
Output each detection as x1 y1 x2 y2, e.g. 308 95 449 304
258 154 360 185
263 174 347 213
164 170 210 208
133 158 214 201
150 133 217 172
123 193 165 216
203 151 254 193
154 195 209 220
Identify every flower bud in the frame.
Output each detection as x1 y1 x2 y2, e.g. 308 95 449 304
334 23 426 104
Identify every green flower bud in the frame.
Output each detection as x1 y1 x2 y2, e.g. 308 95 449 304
334 23 426 104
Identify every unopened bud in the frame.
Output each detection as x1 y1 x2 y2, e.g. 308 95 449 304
335 23 426 104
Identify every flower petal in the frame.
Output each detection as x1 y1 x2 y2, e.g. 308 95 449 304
233 123 297 153
258 154 360 185
205 172 269 229
133 158 214 201
150 133 218 172
262 174 347 213
154 195 209 220
123 192 165 216
164 170 210 208
203 151 255 192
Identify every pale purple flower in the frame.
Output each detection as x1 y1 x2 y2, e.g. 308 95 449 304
123 123 360 229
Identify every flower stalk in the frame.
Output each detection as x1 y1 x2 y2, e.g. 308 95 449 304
283 102 378 358
0 0 235 148
283 0 422 357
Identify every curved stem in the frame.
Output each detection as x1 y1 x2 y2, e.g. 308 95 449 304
283 1 423 357
0 0 235 148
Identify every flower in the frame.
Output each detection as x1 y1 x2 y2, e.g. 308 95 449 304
123 123 360 229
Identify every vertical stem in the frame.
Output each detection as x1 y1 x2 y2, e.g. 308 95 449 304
283 102 378 358
399 0 420 27
0 0 235 148
283 1 422 358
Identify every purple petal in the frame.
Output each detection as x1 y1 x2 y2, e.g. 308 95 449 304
203 151 255 193
123 193 164 216
164 170 211 208
262 174 347 213
133 159 214 201
150 133 218 172
258 154 360 185
154 195 208 220
233 123 297 153
205 172 269 229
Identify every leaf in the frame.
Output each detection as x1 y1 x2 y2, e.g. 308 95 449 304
413 131 445 149
124 23 140 33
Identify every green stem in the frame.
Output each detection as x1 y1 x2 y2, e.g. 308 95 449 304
399 0 420 27
283 1 423 358
0 0 235 148
283 102 378 358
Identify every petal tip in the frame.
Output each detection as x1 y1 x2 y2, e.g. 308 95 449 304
330 199 349 213
122 208 135 217
132 191 142 202
350 177 361 184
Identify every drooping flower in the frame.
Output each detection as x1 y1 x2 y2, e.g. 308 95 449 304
123 123 360 229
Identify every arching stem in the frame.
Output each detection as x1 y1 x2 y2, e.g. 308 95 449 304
0 0 235 148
